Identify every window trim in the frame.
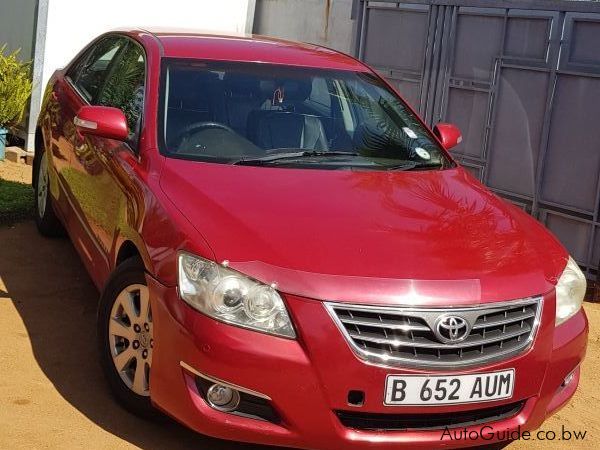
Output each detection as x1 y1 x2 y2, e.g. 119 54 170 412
64 77 91 106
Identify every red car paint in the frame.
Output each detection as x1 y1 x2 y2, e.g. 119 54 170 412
37 29 587 449
75 105 129 141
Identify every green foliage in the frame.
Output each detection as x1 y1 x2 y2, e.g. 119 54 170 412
98 46 144 133
0 178 34 225
0 45 33 129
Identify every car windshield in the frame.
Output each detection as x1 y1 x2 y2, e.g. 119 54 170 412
159 59 452 170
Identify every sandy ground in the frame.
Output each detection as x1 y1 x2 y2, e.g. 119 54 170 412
0 222 272 450
0 159 32 184
1 163 599 449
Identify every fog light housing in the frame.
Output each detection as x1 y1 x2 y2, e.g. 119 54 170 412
206 383 241 412
182 361 281 423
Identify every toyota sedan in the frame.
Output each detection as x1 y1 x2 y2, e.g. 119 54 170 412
33 29 588 449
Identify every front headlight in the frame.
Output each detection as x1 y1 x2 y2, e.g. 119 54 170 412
177 252 295 338
555 256 587 326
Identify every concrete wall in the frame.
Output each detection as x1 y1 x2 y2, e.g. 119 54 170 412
0 0 38 60
254 0 355 54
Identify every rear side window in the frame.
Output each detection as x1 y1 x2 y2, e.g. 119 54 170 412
97 41 146 142
67 37 125 102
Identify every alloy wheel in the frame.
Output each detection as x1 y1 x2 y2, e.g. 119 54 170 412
109 284 153 396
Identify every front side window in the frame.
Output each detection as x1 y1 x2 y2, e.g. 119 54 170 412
159 59 451 170
97 41 146 140
68 37 125 102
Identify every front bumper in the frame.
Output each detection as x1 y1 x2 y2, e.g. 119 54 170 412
147 276 588 450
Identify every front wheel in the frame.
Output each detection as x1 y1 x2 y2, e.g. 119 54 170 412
97 257 159 419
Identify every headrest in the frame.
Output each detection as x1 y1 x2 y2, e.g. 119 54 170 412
259 80 276 98
223 72 261 97
258 79 312 103
169 70 219 106
281 80 312 102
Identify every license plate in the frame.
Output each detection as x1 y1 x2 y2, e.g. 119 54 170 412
384 369 515 406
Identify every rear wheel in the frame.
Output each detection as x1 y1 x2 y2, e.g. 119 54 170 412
33 147 64 236
98 258 159 419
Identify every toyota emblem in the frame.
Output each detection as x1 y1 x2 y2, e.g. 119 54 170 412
434 315 470 343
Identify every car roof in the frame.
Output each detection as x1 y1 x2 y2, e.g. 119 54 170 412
129 28 369 72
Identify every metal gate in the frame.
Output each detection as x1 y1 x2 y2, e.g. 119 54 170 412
353 0 600 279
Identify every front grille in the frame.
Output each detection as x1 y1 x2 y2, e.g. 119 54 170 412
326 297 542 368
336 400 524 431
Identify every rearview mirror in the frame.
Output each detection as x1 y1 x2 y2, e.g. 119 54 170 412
433 123 462 151
74 105 129 141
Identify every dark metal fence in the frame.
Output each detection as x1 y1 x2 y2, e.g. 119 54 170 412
352 0 600 279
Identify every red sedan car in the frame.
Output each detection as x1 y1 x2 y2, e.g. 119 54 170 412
34 29 588 449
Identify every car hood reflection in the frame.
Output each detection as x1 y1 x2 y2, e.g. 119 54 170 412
160 159 566 305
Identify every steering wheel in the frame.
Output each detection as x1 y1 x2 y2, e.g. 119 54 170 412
175 121 236 149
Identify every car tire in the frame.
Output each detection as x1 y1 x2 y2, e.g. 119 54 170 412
33 144 64 237
97 257 161 420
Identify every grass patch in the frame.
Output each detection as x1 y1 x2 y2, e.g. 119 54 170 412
0 178 34 225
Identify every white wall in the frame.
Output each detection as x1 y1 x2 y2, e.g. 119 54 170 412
27 0 256 150
41 0 256 89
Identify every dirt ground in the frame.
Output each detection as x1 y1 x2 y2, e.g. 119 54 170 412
0 159 32 184
0 160 599 449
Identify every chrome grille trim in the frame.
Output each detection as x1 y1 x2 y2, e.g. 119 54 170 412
339 317 430 332
325 297 543 369
346 324 532 349
471 310 536 329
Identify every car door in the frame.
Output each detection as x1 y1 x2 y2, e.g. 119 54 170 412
52 36 127 282
68 38 147 284
44 36 125 224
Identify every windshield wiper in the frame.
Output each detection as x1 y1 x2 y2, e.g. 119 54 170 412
385 161 443 170
232 151 361 166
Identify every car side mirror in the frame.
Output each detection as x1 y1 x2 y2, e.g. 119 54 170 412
433 123 462 151
74 105 129 141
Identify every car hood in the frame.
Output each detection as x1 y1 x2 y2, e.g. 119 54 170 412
160 158 567 305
